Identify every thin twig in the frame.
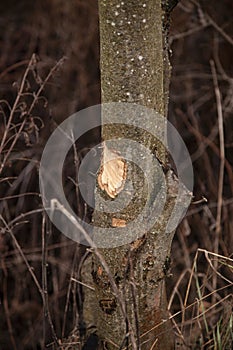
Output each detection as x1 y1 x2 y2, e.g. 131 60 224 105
1 258 18 350
190 0 233 46
0 59 29 79
0 215 44 296
42 212 47 347
210 60 225 303
210 61 225 236
0 55 34 154
0 214 59 345
71 277 95 291
48 199 138 349
62 246 80 338
42 213 59 346
129 256 141 350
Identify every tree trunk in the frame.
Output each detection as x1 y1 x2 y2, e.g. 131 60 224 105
82 1 188 349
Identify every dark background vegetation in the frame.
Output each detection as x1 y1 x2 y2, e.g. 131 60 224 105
0 0 232 349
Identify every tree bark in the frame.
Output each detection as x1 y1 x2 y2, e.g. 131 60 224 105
82 1 188 349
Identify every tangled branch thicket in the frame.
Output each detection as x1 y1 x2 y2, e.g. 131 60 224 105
0 0 232 349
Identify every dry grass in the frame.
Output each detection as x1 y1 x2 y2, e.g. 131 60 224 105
0 0 233 349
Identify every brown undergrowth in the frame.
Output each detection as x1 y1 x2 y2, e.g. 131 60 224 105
0 0 232 349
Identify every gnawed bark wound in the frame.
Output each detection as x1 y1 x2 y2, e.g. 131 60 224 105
97 144 127 198
111 217 127 227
